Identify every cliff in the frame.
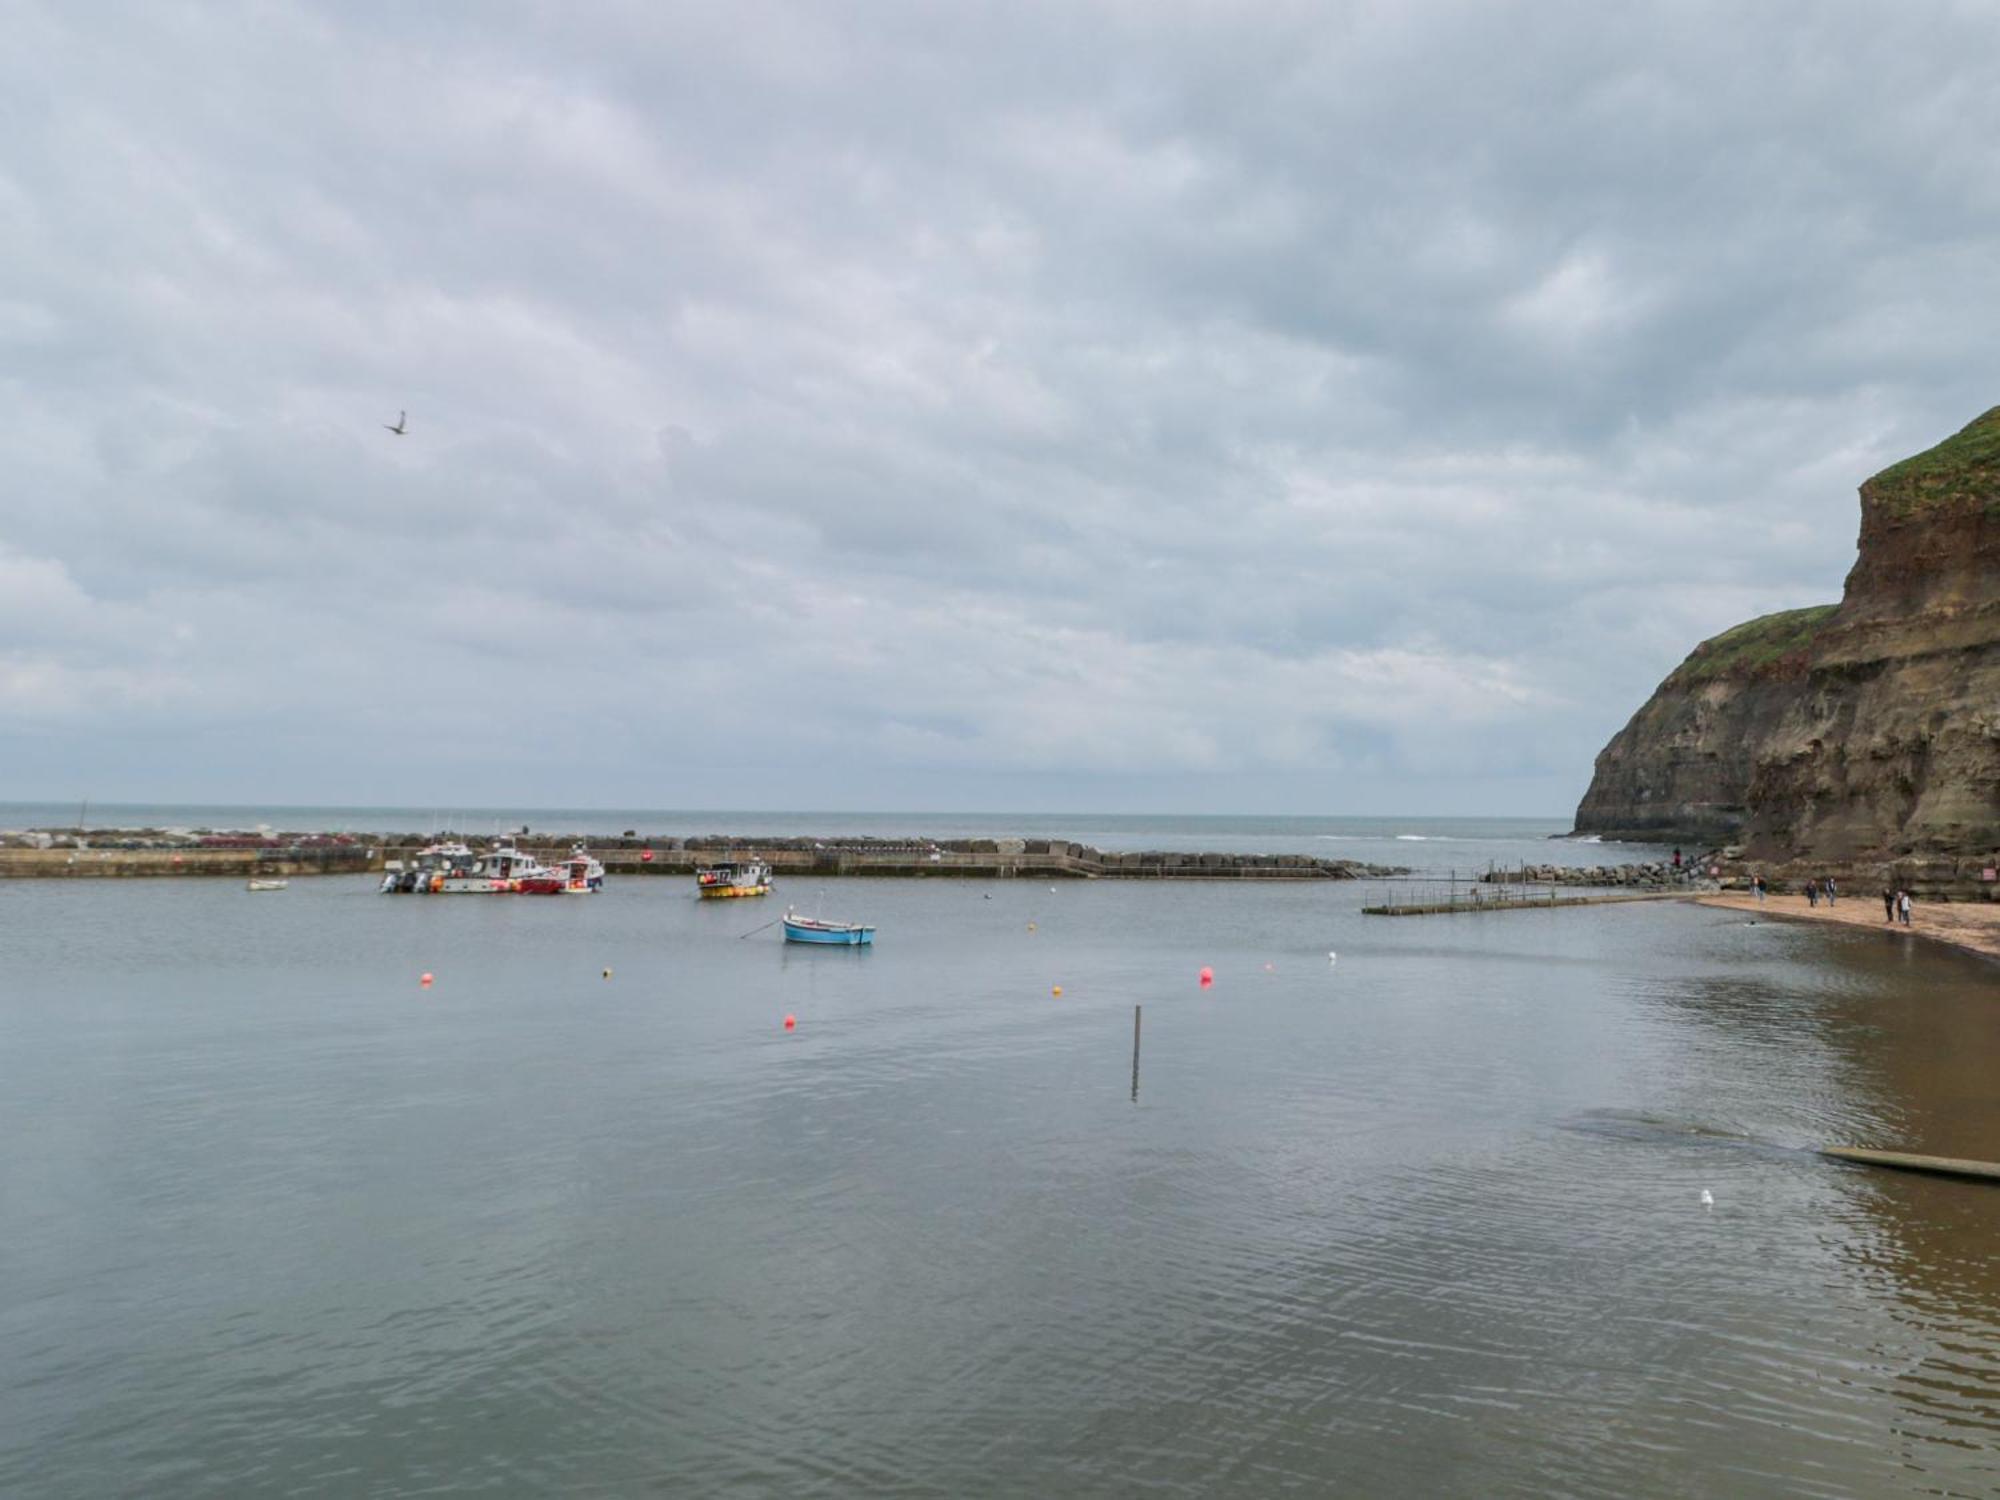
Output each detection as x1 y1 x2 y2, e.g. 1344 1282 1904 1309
1574 406 2000 861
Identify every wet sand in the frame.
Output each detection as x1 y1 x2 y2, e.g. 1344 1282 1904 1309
1695 891 2000 964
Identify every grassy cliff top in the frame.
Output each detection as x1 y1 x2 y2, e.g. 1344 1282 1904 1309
1865 404 2000 516
1666 604 1838 685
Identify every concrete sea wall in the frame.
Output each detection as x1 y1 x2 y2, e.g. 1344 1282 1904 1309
0 831 1396 882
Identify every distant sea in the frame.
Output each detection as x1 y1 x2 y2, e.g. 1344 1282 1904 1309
0 803 1666 875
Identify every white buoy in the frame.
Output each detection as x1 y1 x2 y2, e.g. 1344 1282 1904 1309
1700 1189 1714 1208
1328 951 1337 964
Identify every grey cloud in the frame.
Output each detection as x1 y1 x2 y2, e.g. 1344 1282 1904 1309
2 0 1997 811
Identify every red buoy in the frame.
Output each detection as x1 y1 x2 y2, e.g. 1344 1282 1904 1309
641 849 655 863
1199 966 1214 989
783 1013 796 1030
420 972 434 988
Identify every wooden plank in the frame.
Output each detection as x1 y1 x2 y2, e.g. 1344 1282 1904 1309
1820 1146 2000 1183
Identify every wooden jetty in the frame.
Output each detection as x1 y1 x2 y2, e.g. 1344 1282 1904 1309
1362 891 1680 916
1820 1147 2000 1184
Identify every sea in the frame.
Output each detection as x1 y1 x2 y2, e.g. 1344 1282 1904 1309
3 810 1996 1496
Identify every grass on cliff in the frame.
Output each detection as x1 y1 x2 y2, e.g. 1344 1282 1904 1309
1667 604 1837 685
1866 404 2000 515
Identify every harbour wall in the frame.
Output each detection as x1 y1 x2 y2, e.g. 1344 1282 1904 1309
1490 856 1999 903
0 832 1395 882
0 846 379 879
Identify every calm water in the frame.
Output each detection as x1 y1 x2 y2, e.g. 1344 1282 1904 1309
3 872 1997 1496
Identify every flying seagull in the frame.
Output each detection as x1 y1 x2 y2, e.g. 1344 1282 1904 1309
384 410 408 435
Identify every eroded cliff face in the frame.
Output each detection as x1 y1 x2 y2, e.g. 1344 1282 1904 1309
1575 406 2000 860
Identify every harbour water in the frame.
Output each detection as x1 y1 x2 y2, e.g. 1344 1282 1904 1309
3 826 1997 1495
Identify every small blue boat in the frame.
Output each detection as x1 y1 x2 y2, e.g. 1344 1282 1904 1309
782 908 875 946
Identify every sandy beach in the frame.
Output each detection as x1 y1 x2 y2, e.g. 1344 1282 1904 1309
1695 891 2000 964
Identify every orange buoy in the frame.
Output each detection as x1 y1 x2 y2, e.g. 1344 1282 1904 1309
1052 984 1063 997
1198 966 1214 989
420 972 434 988
783 1013 796 1030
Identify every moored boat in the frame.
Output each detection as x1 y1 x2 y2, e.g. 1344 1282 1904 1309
697 860 772 899
519 845 606 894
379 841 562 894
439 844 560 893
781 907 875 945
381 840 475 893
246 878 288 891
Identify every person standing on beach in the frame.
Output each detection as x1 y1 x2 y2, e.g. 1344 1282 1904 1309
1754 874 1766 904
1899 889 1913 926
1825 877 1837 907
1882 888 1896 923
1806 879 1819 908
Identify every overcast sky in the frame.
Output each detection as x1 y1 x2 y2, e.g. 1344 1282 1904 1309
3 1 1996 816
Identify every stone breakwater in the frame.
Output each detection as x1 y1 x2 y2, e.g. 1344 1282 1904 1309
1489 853 1997 903
0 842 377 880
0 829 1403 882
1481 861 1715 890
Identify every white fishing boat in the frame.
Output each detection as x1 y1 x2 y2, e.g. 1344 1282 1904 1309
437 843 560 893
381 840 473 893
561 845 606 893
517 845 606 894
246 878 289 892
379 841 561 894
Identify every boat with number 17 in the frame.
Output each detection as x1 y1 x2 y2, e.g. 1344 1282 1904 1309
697 861 772 899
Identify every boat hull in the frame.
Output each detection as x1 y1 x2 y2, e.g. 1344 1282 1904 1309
699 883 770 899
782 919 875 946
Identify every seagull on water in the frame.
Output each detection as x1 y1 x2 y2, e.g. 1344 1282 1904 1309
384 410 408 435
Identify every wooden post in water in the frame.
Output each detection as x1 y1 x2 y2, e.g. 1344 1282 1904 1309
1131 1004 1142 1102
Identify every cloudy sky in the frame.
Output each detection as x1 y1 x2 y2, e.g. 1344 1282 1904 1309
3 1 1996 816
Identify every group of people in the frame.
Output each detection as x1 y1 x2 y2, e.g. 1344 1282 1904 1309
1743 872 1915 925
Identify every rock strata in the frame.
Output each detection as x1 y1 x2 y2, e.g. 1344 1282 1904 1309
1575 406 2000 864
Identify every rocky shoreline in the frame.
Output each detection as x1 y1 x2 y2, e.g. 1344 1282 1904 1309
1490 850 2000 906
